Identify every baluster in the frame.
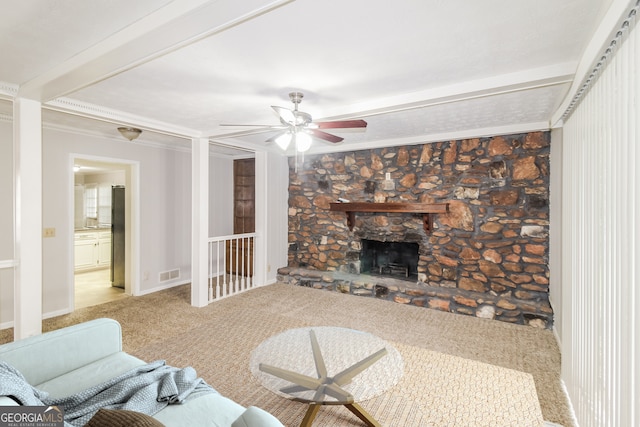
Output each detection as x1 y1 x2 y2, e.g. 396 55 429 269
248 236 253 289
234 237 240 294
222 240 228 297
241 237 246 291
216 240 222 299
208 241 213 301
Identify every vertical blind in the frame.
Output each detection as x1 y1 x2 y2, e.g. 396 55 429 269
561 5 638 426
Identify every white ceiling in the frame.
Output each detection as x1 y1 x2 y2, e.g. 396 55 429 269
0 0 615 156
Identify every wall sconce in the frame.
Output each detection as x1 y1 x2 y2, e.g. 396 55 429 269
117 127 142 141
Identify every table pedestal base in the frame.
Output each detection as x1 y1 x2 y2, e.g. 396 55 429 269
254 328 401 427
301 402 382 427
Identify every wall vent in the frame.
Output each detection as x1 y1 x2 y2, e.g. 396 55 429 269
159 268 180 282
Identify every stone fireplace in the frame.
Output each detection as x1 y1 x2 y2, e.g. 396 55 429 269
279 131 553 328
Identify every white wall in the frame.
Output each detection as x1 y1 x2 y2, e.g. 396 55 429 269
263 151 289 283
0 121 14 324
549 127 562 339
208 155 234 237
0 121 13 261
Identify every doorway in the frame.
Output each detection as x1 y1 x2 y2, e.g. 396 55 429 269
72 158 131 309
225 158 255 277
233 158 255 234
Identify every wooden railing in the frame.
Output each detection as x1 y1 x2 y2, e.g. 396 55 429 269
208 233 256 302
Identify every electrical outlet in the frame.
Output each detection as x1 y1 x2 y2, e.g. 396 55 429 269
43 228 56 238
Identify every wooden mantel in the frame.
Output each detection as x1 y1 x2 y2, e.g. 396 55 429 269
329 202 450 233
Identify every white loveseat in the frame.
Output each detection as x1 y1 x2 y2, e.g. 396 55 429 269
0 318 283 427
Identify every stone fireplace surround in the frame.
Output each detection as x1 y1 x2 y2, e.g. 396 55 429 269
279 131 552 328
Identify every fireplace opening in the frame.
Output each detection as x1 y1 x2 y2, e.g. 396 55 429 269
360 239 419 280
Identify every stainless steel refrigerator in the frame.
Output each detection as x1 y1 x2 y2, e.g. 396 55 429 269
111 185 125 288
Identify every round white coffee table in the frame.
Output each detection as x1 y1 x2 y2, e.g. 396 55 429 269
250 326 403 427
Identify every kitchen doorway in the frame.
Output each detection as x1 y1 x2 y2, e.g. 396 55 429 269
72 157 133 309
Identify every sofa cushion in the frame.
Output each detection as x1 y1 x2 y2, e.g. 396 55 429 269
86 408 165 427
35 352 145 398
152 392 245 427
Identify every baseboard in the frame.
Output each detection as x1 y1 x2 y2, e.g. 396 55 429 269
0 320 12 330
559 379 580 427
552 324 562 349
0 307 73 330
135 279 191 296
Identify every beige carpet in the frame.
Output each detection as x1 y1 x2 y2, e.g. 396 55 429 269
0 282 573 426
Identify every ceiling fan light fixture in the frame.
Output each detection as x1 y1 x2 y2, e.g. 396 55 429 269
117 127 142 141
295 132 312 152
275 132 292 150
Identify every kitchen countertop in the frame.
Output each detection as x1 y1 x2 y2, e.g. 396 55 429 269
75 227 111 232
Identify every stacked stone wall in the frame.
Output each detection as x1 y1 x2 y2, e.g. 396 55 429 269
285 131 552 327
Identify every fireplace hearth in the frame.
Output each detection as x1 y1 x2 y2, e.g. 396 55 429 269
360 239 419 280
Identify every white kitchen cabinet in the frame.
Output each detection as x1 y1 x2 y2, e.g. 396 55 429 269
98 231 111 268
74 230 111 271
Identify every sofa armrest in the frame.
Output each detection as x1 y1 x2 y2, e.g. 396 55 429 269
0 318 123 386
231 406 284 427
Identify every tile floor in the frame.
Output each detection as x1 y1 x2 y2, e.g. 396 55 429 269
74 268 128 309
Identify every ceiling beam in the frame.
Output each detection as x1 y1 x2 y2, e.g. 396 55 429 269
307 121 552 156
315 63 576 122
17 0 294 102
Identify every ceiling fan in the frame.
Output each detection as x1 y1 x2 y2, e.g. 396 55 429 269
222 92 367 152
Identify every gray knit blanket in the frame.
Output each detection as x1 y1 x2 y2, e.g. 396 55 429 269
0 360 216 426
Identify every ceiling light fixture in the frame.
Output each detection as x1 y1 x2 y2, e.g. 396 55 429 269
117 127 142 141
275 131 292 151
295 132 312 153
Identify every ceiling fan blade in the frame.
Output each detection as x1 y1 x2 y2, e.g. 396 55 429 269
316 119 367 129
311 129 344 143
272 106 296 125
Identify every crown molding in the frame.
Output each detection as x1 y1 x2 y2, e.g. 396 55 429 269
45 97 199 139
0 81 18 99
3 107 243 156
45 119 195 154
